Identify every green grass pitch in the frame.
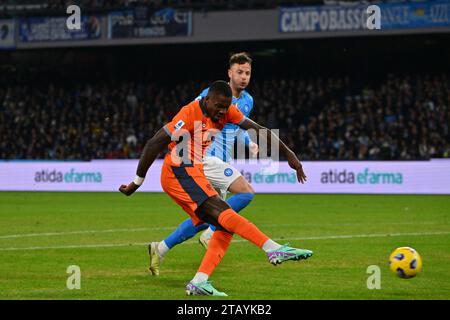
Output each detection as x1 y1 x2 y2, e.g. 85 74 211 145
0 192 449 300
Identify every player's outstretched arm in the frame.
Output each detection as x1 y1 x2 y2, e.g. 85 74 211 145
119 128 171 196
238 118 307 184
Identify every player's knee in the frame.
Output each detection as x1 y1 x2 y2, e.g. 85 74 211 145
244 183 255 194
209 195 231 212
213 223 228 232
228 176 254 194
195 196 229 226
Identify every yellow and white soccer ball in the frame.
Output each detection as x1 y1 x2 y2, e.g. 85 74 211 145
389 247 422 279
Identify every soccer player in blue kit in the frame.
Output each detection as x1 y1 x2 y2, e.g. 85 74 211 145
147 52 260 275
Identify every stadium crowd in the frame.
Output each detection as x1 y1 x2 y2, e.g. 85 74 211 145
1 73 448 161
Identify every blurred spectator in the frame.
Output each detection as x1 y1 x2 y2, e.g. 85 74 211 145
0 73 449 161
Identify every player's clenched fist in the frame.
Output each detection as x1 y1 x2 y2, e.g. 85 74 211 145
119 182 140 196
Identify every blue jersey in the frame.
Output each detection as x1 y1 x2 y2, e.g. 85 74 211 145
195 87 254 163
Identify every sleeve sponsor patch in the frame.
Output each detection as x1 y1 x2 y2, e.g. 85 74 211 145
174 120 185 130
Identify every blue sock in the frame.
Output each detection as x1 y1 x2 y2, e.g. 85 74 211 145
210 192 254 232
164 218 208 249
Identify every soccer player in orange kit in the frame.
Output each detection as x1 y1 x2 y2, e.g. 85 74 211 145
119 80 313 296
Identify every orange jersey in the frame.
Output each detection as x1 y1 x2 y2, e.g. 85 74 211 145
162 99 245 167
160 99 245 225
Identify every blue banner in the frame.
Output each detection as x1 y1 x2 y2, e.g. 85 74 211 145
279 1 450 33
19 15 102 42
108 7 192 39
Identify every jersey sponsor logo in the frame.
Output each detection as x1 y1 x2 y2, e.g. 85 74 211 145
243 104 249 113
224 168 233 177
174 120 185 130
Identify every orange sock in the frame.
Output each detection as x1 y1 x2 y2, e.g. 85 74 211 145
198 230 233 276
218 208 269 248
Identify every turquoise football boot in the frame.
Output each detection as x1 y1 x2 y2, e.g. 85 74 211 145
185 281 228 297
267 244 313 265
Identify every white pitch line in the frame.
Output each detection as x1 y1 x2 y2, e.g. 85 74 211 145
273 231 450 241
0 231 449 252
0 227 176 239
0 221 440 240
0 243 137 251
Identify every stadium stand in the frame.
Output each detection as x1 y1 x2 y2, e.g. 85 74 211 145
1 1 448 162
1 73 448 161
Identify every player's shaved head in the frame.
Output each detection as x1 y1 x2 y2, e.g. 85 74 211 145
204 80 232 123
208 80 232 98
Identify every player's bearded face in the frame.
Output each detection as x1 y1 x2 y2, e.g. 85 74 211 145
207 95 232 122
229 63 251 91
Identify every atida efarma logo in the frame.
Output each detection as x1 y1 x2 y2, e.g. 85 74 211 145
240 170 297 184
35 169 102 183
321 168 403 185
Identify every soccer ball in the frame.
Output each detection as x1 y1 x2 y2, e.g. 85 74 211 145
388 247 422 279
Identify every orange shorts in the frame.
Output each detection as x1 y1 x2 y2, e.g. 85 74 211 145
161 162 218 226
